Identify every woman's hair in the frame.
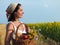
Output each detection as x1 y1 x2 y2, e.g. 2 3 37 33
8 4 21 22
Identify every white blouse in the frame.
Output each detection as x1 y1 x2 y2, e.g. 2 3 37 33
8 21 27 39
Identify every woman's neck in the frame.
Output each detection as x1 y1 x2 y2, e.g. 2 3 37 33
12 19 19 23
14 17 19 22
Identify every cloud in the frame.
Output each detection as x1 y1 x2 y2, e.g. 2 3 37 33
44 4 48 8
40 0 48 8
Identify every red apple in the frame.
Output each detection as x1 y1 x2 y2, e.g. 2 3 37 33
22 34 29 40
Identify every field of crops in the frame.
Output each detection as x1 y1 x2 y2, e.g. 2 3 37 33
0 24 6 45
0 22 60 45
27 22 60 42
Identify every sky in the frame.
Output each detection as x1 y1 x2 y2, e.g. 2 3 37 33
0 0 60 24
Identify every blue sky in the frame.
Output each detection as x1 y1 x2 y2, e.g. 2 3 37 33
0 0 60 24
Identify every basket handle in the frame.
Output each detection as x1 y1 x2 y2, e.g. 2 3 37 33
15 23 29 40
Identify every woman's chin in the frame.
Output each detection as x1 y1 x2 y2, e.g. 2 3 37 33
19 16 23 18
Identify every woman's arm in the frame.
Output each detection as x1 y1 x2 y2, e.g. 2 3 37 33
5 23 14 45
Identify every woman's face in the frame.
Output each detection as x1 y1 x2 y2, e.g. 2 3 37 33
15 6 24 18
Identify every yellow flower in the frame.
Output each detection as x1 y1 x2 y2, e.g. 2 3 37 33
27 29 37 40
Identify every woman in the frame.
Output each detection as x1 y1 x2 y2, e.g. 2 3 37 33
5 3 35 45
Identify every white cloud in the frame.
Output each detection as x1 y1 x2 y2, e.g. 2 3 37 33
44 4 48 8
40 0 48 8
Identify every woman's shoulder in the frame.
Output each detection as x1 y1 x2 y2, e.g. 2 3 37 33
6 21 14 31
7 21 13 26
19 21 25 25
19 21 24 23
